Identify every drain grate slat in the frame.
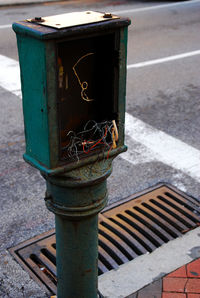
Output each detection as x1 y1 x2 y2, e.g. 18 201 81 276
9 184 200 295
159 194 200 223
127 208 172 243
133 205 177 239
51 243 56 250
150 198 194 228
98 233 129 264
164 191 200 213
144 200 186 232
28 254 57 291
41 248 56 263
109 216 154 252
158 195 198 226
98 258 109 275
99 222 138 259
98 247 118 270
152 200 193 228
98 239 124 266
139 203 181 237
117 212 163 247
98 228 133 261
39 250 57 276
100 216 147 256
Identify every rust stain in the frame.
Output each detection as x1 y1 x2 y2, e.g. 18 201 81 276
85 269 92 273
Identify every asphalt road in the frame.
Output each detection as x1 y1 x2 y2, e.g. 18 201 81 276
0 0 200 297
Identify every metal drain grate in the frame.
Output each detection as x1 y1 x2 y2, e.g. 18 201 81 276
9 184 200 295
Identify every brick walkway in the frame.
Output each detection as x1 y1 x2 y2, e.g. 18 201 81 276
129 258 200 298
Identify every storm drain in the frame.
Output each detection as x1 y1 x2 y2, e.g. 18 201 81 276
9 184 200 295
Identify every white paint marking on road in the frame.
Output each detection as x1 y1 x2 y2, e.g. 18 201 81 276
0 54 21 97
121 135 158 166
112 0 200 15
0 54 199 182
1 49 200 97
128 50 200 69
123 113 200 182
0 24 12 29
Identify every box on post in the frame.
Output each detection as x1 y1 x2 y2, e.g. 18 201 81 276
13 11 130 176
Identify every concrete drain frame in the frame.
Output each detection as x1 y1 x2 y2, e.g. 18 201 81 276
9 183 200 295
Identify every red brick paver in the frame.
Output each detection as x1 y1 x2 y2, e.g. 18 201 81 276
162 259 200 297
187 259 200 278
167 266 187 278
185 279 200 293
163 277 187 293
162 293 186 298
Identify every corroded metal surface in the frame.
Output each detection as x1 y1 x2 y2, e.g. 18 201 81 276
9 184 200 295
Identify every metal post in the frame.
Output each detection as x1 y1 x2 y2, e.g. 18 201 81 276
55 216 98 297
43 166 111 298
13 11 130 298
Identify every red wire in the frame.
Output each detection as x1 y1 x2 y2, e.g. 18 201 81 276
83 127 108 154
107 143 113 159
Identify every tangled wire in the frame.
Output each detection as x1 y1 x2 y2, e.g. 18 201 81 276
63 120 118 161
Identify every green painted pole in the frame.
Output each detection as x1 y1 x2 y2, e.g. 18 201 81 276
55 215 98 297
43 167 110 298
13 12 130 298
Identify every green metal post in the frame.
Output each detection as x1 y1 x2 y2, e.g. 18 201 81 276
13 12 130 298
55 215 98 297
43 165 110 298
